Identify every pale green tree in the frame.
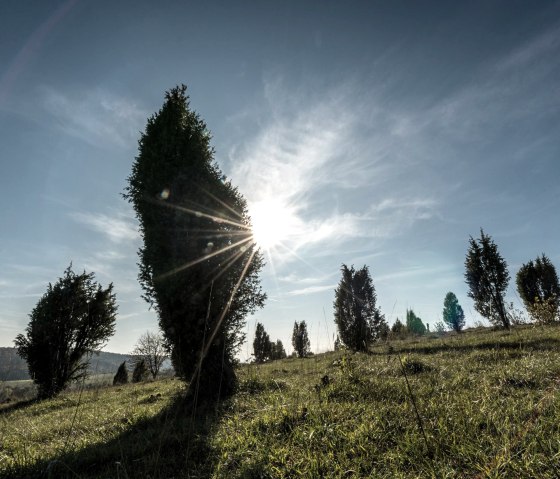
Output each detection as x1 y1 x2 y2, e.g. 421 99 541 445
442 292 465 332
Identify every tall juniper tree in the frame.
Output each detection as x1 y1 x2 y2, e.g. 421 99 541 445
124 85 266 400
334 264 386 352
465 229 510 329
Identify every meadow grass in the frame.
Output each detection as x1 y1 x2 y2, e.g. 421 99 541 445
2 325 560 477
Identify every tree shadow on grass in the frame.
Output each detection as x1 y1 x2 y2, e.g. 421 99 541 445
0 398 38 415
2 394 224 479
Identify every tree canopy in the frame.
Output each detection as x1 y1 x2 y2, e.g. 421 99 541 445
132 331 167 380
14 265 117 399
292 321 310 358
253 324 287 363
132 359 149 383
442 292 465 332
334 264 386 351
270 339 287 360
253 322 271 363
465 229 510 329
391 318 406 337
516 254 560 323
124 85 266 400
406 309 426 335
113 361 128 385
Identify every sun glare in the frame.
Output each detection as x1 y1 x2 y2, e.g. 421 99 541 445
250 199 299 250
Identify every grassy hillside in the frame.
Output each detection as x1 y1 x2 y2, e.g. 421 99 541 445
0 348 134 381
2 325 560 478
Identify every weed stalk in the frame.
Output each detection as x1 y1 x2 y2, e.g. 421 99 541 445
397 352 439 479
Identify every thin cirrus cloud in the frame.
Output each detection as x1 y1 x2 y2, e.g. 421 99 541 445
230 101 356 203
69 210 139 244
495 21 560 72
38 86 147 148
421 26 560 144
67 208 142 293
376 263 457 284
278 272 337 285
228 80 439 261
285 284 337 297
364 198 438 236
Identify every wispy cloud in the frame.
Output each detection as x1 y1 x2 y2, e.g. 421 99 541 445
228 79 439 260
286 196 437 254
278 272 338 285
38 86 147 148
118 312 142 321
67 206 143 295
4 266 59 295
0 292 42 299
285 284 337 296
364 198 439 237
496 22 560 72
0 0 78 108
70 210 139 244
376 263 457 283
419 25 560 143
230 94 357 203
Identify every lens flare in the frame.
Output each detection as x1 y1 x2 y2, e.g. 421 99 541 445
249 199 300 250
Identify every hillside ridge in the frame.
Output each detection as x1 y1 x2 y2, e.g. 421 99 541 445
0 347 132 381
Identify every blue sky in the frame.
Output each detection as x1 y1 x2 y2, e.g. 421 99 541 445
1 0 559 359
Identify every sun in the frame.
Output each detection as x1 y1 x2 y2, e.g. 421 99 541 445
249 198 300 250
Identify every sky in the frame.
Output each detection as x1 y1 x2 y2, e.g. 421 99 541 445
1 0 559 360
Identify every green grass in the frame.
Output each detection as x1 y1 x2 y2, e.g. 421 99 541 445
2 325 560 478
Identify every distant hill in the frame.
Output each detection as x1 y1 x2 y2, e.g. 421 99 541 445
0 347 133 381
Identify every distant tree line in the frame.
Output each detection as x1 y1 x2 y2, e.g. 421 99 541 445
253 321 311 361
389 309 430 339
253 323 287 363
387 229 559 340
338 228 560 342
13 225 560 404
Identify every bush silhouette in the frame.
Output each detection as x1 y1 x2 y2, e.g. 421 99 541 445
113 361 128 385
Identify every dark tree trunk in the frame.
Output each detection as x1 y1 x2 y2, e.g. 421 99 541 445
184 339 237 408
